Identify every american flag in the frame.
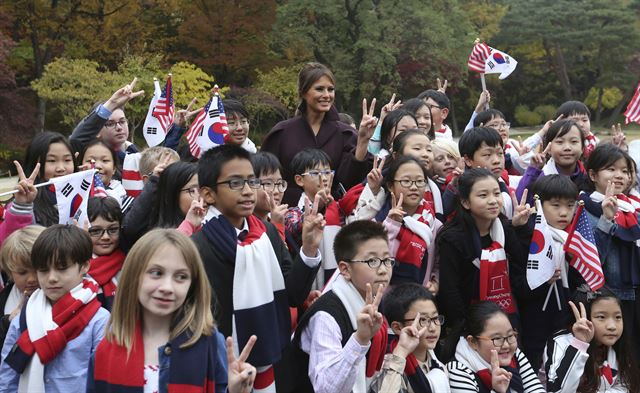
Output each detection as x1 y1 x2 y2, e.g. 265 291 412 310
624 81 640 125
152 75 174 133
563 204 604 290
90 170 109 198
185 95 213 158
468 41 491 73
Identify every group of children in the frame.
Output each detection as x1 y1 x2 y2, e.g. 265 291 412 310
0 62 638 393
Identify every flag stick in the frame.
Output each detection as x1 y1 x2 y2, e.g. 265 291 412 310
480 73 489 110
0 179 54 198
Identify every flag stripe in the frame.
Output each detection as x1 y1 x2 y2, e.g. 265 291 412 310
624 82 640 125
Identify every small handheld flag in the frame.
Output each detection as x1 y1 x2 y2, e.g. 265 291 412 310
468 40 518 80
143 75 174 147
526 198 557 290
121 153 143 198
564 202 605 290
51 170 95 225
185 85 229 158
623 81 640 125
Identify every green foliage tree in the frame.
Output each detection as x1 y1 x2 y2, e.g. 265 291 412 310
255 65 301 115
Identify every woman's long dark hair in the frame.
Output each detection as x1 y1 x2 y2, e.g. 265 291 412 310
572 286 640 393
24 132 77 227
149 162 198 229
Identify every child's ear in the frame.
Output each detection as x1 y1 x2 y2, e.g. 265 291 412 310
463 155 474 169
390 321 404 336
338 261 352 281
294 174 304 188
441 107 449 120
461 198 471 210
466 335 479 351
80 261 90 276
588 169 597 183
200 186 216 205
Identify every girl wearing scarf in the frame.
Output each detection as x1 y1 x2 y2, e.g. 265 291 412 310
88 229 257 393
437 169 531 331
447 301 545 393
543 286 640 393
580 143 640 361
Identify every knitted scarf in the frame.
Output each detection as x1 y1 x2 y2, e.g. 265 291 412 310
455 337 524 393
388 339 448 393
5 278 101 393
88 249 125 309
589 191 640 242
93 323 218 392
202 208 287 393
471 219 517 314
376 199 435 285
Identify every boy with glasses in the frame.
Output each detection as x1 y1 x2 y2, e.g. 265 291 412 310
293 220 393 393
417 90 452 140
251 152 288 241
285 148 342 289
370 283 449 393
223 99 257 154
191 144 323 392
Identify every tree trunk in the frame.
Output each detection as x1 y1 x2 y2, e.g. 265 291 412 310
608 84 636 126
449 99 458 136
553 41 572 101
595 87 603 124
36 98 46 132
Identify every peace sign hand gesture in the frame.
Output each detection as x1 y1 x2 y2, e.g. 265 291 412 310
185 196 206 228
380 94 402 125
367 155 386 196
104 77 145 111
393 313 428 359
387 192 406 223
358 98 378 142
227 335 258 393
355 283 385 345
511 189 532 227
266 192 288 226
437 78 448 94
569 301 595 343
491 350 513 393
301 194 326 258
175 97 202 128
13 161 39 204
611 123 627 149
602 180 618 221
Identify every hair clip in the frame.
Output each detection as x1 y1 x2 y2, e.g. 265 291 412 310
576 284 601 301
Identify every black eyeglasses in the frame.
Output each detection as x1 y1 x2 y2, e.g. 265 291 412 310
475 332 518 347
403 315 445 328
261 180 288 193
181 186 200 198
214 178 262 191
345 257 395 269
104 119 128 129
394 179 427 188
88 226 120 238
426 104 443 110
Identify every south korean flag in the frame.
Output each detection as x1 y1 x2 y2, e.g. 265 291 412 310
52 169 95 225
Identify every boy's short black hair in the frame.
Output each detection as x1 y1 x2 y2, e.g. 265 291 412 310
251 151 283 177
291 148 332 176
417 90 450 110
473 109 506 127
531 175 578 202
222 99 249 119
338 112 355 127
334 220 388 263
458 126 504 159
31 225 92 270
555 100 591 118
382 283 436 325
198 144 253 191
88 196 123 224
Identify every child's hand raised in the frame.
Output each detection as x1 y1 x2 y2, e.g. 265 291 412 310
387 192 406 223
357 98 378 142
226 335 258 393
355 283 385 345
104 77 144 111
380 94 402 125
367 155 385 196
569 301 594 344
537 114 564 139
301 195 325 258
185 196 206 228
510 189 532 227
602 180 618 221
491 349 513 393
266 193 287 226
437 78 448 94
474 90 491 113
175 97 202 128
611 123 627 149
13 161 39 205
152 154 175 178
392 313 427 359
